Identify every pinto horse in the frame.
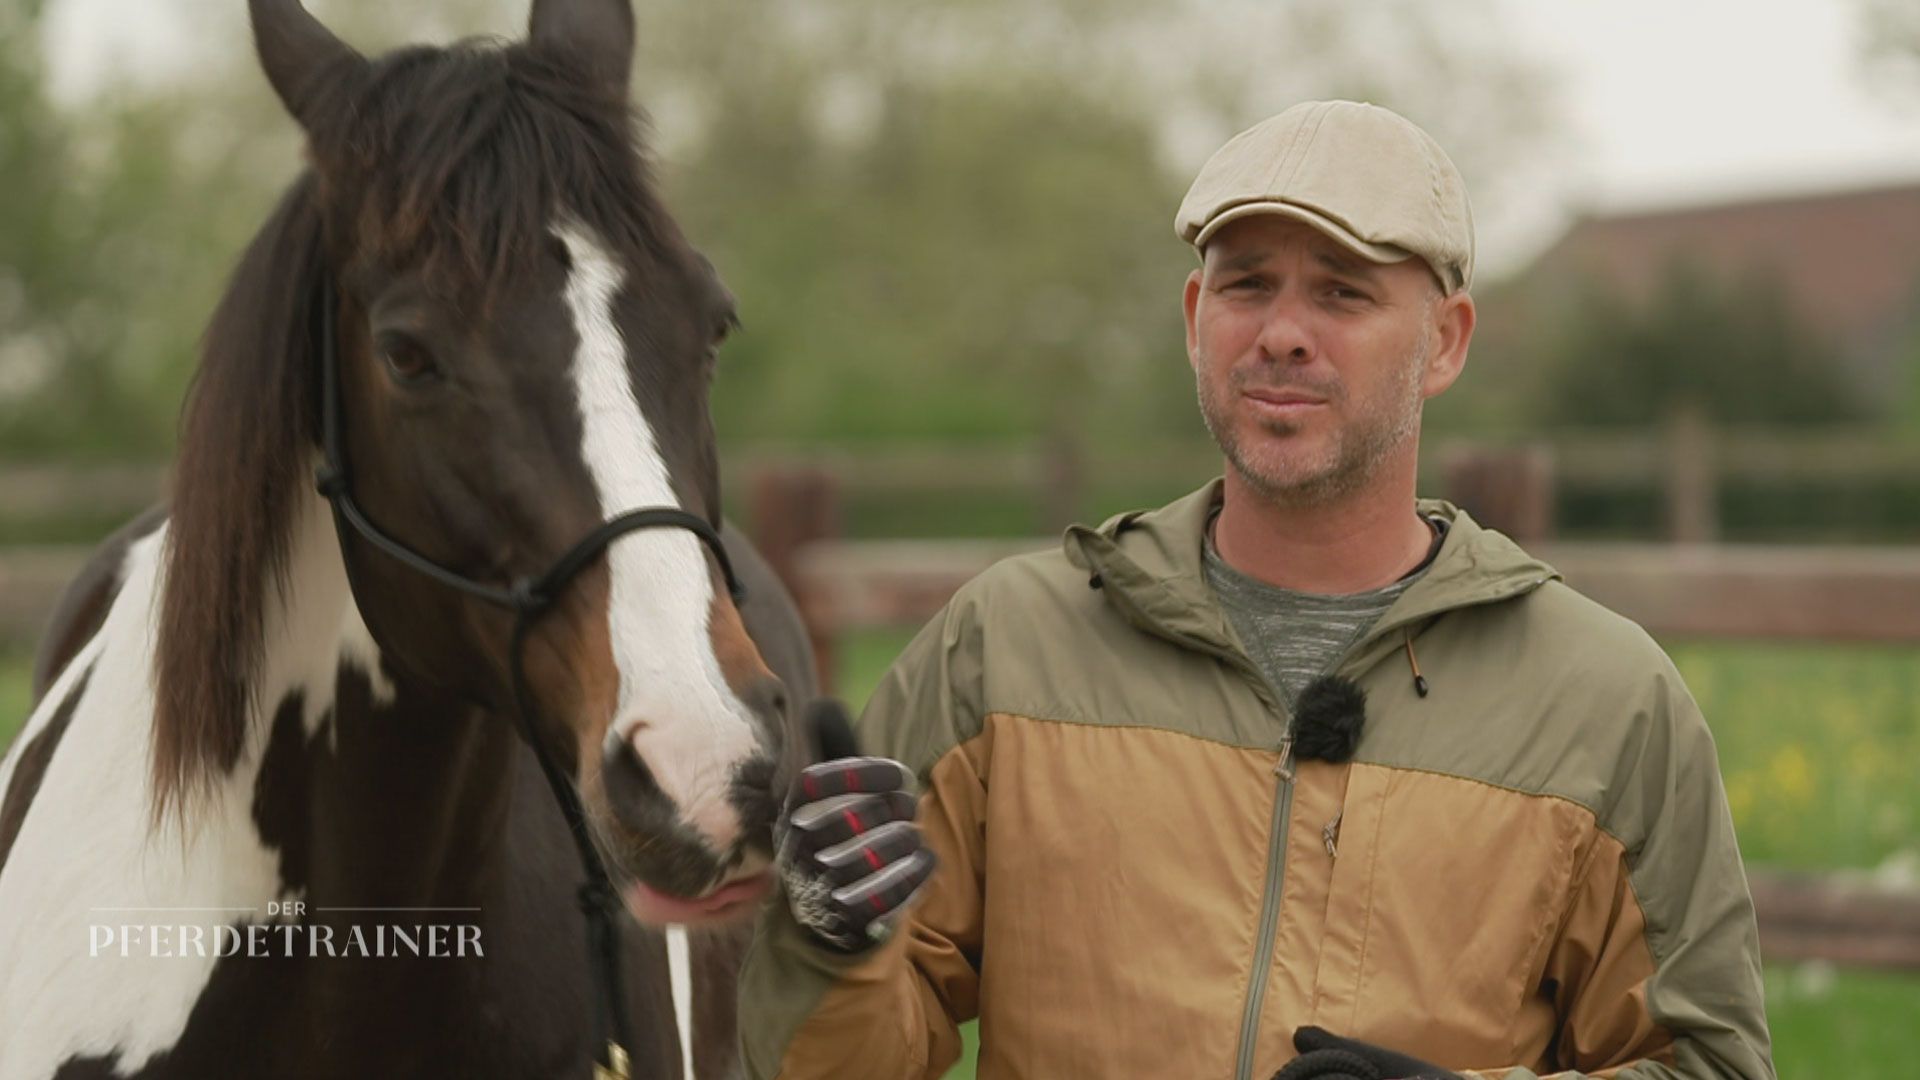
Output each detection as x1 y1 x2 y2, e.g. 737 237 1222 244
0 1 814 1075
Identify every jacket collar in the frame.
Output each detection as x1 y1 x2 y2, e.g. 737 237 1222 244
1063 479 1561 665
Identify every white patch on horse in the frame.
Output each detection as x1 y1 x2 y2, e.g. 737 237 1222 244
257 480 396 744
667 923 695 1080
0 626 106 809
555 220 759 855
0 492 388 1076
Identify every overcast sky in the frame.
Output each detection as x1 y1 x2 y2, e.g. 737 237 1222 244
42 0 1920 271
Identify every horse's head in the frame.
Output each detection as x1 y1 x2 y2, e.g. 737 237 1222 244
225 0 783 923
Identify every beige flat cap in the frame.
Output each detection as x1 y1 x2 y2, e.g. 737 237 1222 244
1175 101 1474 293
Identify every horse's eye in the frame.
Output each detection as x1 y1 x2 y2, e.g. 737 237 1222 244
377 333 440 386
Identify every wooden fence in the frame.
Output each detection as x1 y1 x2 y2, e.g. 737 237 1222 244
5 452 1920 969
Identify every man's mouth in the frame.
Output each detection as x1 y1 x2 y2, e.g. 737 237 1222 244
1243 388 1328 418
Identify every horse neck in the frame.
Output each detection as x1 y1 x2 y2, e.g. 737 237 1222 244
245 485 519 908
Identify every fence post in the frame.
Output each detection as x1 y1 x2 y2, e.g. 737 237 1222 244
1438 444 1556 543
1664 403 1718 544
1038 432 1083 536
748 467 843 696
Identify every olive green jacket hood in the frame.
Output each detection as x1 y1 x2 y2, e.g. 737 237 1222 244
1062 480 1560 703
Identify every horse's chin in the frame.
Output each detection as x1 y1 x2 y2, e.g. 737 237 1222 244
621 869 774 928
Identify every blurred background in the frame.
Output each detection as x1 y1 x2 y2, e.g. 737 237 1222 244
1 0 1917 1073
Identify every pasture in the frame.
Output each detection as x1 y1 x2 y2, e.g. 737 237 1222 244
6 632 1915 1075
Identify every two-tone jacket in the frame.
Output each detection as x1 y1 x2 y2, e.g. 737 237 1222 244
739 482 1775 1079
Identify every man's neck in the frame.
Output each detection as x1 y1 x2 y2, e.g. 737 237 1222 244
1212 462 1434 596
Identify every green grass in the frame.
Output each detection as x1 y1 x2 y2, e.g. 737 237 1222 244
1669 641 1920 873
1 650 33 752
1766 964 1920 1079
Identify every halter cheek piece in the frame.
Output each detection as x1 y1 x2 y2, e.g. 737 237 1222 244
312 281 742 1079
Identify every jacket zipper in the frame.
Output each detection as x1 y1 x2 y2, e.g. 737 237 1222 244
1082 529 1554 1079
1233 734 1296 1080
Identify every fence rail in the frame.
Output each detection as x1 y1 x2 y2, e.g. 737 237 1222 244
7 424 1920 537
0 546 93 650
790 537 1920 642
1749 871 1920 971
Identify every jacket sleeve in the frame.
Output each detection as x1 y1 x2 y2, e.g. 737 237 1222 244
736 596 989 1080
1463 669 1776 1080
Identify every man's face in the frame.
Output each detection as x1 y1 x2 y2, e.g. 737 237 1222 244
1183 215 1470 505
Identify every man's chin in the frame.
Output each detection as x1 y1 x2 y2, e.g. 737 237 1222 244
1225 446 1344 501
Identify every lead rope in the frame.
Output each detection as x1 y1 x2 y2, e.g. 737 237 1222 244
313 281 743 1079
511 609 635 1079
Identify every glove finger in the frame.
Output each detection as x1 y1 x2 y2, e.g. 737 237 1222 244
788 756 914 809
788 790 918 851
814 820 922 888
832 846 937 927
1291 1027 1448 1079
1272 1048 1380 1080
1293 1026 1341 1054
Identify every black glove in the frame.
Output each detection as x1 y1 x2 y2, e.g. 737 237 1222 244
776 700 937 952
1271 1026 1460 1080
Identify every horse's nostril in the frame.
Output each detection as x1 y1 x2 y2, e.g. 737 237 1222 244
599 735 667 833
740 674 789 725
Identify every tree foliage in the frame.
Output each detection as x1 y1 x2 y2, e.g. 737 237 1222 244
2 0 1553 461
1542 262 1870 429
1859 0 1920 105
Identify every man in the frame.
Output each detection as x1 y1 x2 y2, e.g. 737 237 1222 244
738 101 1776 1080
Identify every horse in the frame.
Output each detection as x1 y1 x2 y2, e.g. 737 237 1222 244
0 1 815 1075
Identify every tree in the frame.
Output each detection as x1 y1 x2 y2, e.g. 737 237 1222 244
0 2 286 458
1860 0 1920 105
619 0 1557 456
4 0 1558 469
1541 261 1870 429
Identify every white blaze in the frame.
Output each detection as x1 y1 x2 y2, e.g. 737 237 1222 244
555 219 759 855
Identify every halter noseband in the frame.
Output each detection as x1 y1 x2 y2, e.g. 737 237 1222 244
312 279 740 1079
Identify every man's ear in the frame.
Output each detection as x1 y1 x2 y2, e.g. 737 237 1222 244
1422 290 1475 399
1183 268 1204 373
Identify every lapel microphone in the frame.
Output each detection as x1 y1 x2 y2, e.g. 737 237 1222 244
1292 674 1367 764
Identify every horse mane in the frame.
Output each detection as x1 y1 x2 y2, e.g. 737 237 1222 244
152 37 692 822
329 39 681 305
154 174 326 823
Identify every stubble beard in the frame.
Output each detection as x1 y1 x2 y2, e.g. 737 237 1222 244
1197 330 1431 507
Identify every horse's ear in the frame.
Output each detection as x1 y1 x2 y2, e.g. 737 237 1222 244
529 0 635 94
249 0 367 131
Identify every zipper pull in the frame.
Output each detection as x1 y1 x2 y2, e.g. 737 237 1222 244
1273 736 1295 782
1323 811 1343 858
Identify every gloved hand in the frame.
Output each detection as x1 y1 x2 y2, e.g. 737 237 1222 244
1271 1026 1461 1080
776 700 937 952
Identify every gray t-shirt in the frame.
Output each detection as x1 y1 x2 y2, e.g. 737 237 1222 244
1203 513 1446 711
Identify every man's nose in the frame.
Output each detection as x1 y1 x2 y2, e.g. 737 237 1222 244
1255 297 1315 364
